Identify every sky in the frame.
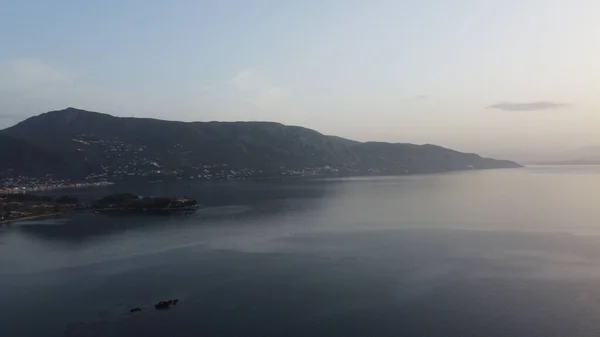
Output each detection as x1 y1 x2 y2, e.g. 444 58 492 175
1 0 599 160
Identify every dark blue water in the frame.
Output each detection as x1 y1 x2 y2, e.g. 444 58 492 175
2 166 600 336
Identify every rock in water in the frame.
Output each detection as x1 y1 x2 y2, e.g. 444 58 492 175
154 299 179 310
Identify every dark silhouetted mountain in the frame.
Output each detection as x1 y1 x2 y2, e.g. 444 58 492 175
0 108 520 180
0 134 92 179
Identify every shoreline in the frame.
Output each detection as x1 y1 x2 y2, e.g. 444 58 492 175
0 212 66 225
0 182 114 195
1 166 523 194
0 206 200 225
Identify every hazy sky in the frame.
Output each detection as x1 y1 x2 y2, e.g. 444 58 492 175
1 0 599 157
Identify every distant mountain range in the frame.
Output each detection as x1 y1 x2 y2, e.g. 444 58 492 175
536 157 600 166
0 108 520 181
479 146 600 165
536 146 600 165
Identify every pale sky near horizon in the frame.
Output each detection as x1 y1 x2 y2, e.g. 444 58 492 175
1 0 599 158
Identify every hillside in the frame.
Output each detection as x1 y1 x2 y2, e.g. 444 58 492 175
0 134 91 179
0 108 520 181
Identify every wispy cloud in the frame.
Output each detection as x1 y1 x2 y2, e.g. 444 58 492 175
0 113 20 119
487 101 570 111
0 58 74 92
0 59 77 127
231 69 286 109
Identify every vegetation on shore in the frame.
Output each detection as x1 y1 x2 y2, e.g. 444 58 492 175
0 193 198 223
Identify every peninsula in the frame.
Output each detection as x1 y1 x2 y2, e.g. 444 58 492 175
0 193 199 224
0 108 520 191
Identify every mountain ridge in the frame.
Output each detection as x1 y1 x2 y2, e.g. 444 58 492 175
536 157 600 166
0 108 521 182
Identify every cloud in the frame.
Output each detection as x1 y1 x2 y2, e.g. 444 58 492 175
231 69 262 91
0 58 74 92
0 59 80 125
0 113 20 119
0 60 294 124
487 101 570 111
409 94 429 101
231 69 286 109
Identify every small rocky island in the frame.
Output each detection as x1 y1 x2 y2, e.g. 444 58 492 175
0 193 199 223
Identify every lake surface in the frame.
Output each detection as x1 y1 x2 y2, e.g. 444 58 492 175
2 166 600 337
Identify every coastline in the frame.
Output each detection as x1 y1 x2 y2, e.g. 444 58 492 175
0 212 66 225
0 181 114 195
0 206 200 225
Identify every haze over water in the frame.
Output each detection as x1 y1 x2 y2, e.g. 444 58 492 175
2 166 600 337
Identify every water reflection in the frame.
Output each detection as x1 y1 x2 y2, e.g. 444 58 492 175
3 168 600 337
40 179 335 205
7 179 332 244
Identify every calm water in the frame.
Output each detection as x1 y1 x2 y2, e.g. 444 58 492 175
2 166 600 337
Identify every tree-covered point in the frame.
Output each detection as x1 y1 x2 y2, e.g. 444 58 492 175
93 193 197 210
56 195 79 204
0 194 77 204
